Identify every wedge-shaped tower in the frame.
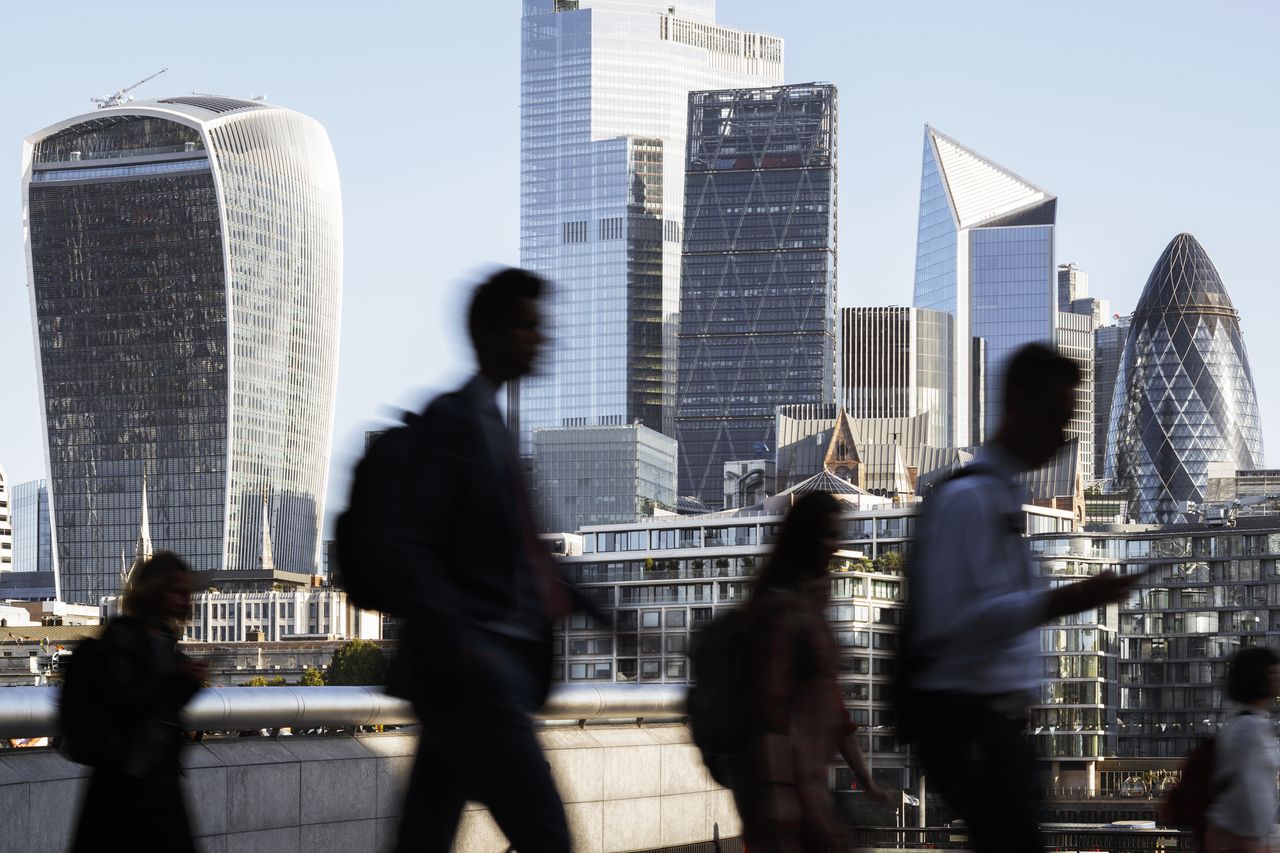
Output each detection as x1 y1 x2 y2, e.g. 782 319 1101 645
913 126 1057 446
1106 234 1263 523
23 97 342 604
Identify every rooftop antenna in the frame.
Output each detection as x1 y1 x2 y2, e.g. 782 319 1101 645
91 67 168 109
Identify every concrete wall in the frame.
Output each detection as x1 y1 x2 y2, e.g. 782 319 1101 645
0 723 739 853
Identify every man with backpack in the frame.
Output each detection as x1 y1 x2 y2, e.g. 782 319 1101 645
379 268 582 853
902 344 1142 853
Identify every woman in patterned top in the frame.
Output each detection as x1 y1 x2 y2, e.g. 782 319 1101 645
731 492 891 853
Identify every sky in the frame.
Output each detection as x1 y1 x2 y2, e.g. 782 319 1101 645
1 0 1277 530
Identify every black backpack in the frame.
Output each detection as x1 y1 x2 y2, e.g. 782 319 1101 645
686 607 750 787
334 415 424 616
59 636 108 766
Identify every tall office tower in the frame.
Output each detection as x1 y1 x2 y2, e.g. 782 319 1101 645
838 307 953 448
1106 234 1264 523
912 126 1057 447
1058 262 1089 312
11 480 53 575
518 0 783 449
1093 316 1130 484
0 465 12 572
677 84 836 505
1055 311 1096 483
24 97 342 605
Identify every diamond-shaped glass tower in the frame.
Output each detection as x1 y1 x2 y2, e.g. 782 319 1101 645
676 84 837 506
1105 234 1264 523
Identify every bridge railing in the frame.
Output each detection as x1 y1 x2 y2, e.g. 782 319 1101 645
0 683 690 738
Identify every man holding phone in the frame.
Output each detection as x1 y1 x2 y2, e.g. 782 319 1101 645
903 343 1142 853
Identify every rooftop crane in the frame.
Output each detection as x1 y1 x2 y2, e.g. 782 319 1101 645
91 68 168 110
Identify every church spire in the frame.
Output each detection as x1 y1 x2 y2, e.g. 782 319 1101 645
259 482 276 573
134 471 153 567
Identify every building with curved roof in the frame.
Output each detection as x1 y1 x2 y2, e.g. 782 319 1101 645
1105 234 1263 523
22 96 342 604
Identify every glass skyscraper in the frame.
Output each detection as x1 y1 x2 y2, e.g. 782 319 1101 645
23 97 342 605
1106 234 1264 524
676 84 837 505
518 0 783 449
1094 317 1130 484
531 424 677 533
11 479 53 576
912 126 1057 446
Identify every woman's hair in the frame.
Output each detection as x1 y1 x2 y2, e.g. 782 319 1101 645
123 551 193 623
752 492 843 594
1226 646 1279 704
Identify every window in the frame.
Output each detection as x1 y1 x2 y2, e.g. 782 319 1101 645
641 660 661 679
666 660 687 679
666 609 686 628
665 635 687 654
641 610 661 629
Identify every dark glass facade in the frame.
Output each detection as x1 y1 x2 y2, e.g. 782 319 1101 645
1106 234 1264 524
28 160 228 605
676 84 837 505
25 101 341 605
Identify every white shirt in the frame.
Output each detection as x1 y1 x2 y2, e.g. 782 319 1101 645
908 443 1050 696
1207 708 1280 840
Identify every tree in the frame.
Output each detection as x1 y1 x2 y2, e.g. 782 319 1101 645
243 675 287 687
299 667 325 686
326 639 388 686
872 551 904 575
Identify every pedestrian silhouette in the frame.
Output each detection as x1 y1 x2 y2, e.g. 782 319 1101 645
387 267 594 853
728 491 890 853
1203 646 1280 853
65 551 206 853
901 343 1141 852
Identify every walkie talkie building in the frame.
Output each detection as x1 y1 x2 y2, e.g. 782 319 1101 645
22 97 342 604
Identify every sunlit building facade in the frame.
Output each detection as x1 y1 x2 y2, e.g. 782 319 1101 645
518 0 783 449
677 83 836 504
839 307 953 448
1106 234 1263 524
23 97 342 605
912 126 1057 447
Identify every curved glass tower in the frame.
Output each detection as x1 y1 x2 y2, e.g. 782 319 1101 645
22 96 342 604
1105 234 1263 523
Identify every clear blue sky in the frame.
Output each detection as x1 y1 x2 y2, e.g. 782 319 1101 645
2 1 1277 526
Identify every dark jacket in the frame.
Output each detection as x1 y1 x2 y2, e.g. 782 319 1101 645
97 615 201 780
386 381 597 706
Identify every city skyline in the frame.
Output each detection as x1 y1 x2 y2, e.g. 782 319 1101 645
1 1 1277 529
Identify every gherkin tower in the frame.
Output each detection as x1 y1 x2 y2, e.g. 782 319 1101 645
1105 234 1263 523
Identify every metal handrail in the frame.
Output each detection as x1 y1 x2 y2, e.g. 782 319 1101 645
0 683 690 739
